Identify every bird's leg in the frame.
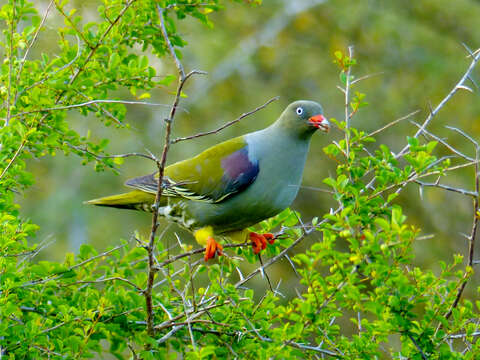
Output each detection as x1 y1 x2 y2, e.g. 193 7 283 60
204 236 223 261
249 232 275 254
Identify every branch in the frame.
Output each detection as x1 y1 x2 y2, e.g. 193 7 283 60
448 331 480 339
66 0 137 86
11 99 171 119
414 180 477 198
62 276 142 292
235 226 316 289
158 6 185 79
20 243 127 288
368 160 480 201
0 139 26 182
66 142 156 162
15 35 82 102
142 5 205 339
4 0 16 127
155 242 249 268
364 110 420 139
397 47 480 158
411 121 474 161
344 45 354 159
165 3 217 11
14 0 54 102
444 141 480 320
407 333 428 360
171 96 279 144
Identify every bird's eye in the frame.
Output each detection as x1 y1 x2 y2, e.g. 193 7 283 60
296 107 304 115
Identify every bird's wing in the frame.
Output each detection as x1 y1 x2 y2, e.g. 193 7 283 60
125 136 259 203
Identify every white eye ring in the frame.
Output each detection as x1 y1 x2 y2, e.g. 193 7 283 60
296 107 304 115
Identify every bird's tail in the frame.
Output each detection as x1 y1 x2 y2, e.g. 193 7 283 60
84 190 160 211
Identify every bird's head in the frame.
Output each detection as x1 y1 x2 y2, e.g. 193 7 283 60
277 100 329 138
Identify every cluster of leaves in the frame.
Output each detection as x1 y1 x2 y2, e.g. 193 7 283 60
1 1 479 359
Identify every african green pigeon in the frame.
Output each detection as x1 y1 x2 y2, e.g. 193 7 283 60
86 100 329 260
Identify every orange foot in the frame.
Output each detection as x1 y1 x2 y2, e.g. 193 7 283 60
249 232 275 254
204 237 223 261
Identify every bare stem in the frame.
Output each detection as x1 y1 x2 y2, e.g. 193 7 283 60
344 45 354 159
171 96 279 144
444 143 480 319
397 47 480 158
0 139 26 182
14 0 54 104
11 99 171 119
143 5 204 339
364 110 420 139
5 0 16 128
66 0 136 86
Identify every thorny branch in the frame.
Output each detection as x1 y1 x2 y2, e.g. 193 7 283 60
143 5 206 338
444 138 480 320
397 46 480 158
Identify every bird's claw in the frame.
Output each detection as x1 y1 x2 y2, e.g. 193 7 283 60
204 237 223 261
249 232 275 254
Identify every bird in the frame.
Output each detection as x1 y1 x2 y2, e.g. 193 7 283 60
86 100 330 261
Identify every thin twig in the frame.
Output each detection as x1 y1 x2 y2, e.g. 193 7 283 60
414 180 477 198
14 0 54 101
444 142 480 319
15 35 82 101
4 0 16 127
66 142 156 162
410 121 474 161
20 243 127 287
159 6 185 79
155 242 249 268
407 333 428 360
368 160 480 201
445 125 479 148
11 99 171 119
350 71 384 85
257 254 274 292
235 227 316 289
365 110 421 139
344 45 354 159
0 139 26 182
67 0 137 86
448 331 480 339
397 47 480 158
62 276 142 292
165 2 216 10
143 5 204 338
171 96 279 144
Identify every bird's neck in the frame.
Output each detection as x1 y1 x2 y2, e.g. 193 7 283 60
248 123 312 165
269 119 316 142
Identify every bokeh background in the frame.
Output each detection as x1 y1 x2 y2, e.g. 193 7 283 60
20 0 480 292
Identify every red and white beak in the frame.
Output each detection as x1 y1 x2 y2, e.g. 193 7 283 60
308 114 330 132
